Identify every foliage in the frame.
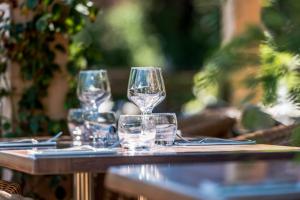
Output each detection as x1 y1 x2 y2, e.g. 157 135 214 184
0 0 222 134
262 0 300 54
189 0 300 130
258 43 300 106
191 26 264 109
145 0 221 69
70 0 221 114
0 0 98 137
0 1 99 199
73 0 221 69
241 104 277 131
192 0 300 108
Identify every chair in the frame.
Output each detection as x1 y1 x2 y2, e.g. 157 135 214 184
233 124 297 146
178 108 236 138
0 180 32 200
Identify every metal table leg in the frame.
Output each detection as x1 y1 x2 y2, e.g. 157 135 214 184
74 172 93 200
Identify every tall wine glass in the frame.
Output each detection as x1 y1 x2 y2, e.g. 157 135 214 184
77 70 111 111
127 67 166 114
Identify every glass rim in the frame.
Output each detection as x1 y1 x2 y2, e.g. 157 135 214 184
68 109 115 115
130 66 162 70
68 108 84 111
84 111 116 116
79 69 108 73
119 113 176 117
152 113 176 116
119 114 154 117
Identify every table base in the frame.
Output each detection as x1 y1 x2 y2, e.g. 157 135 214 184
74 172 93 200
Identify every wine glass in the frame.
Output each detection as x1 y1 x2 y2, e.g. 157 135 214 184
77 70 111 111
127 67 166 114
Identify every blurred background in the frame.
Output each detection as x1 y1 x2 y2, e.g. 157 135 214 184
1 0 300 136
0 0 223 137
71 0 221 115
0 0 300 137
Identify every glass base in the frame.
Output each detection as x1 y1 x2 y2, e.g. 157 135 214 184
122 141 155 151
155 140 174 146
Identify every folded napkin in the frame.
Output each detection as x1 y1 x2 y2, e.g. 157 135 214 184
174 137 255 146
0 140 56 148
30 145 116 158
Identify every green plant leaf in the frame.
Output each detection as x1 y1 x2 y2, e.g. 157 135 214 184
292 125 300 146
0 63 7 73
241 105 277 131
3 122 11 131
26 0 38 9
36 14 52 32
30 118 39 134
43 0 54 6
52 3 62 20
0 0 99 138
62 0 74 5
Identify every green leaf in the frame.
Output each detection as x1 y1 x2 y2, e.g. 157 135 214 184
43 0 54 6
19 112 29 122
30 119 39 134
0 63 7 73
52 3 62 20
26 0 38 9
241 105 277 131
65 17 74 27
3 122 11 131
36 14 52 32
3 132 17 138
292 125 300 146
62 0 74 5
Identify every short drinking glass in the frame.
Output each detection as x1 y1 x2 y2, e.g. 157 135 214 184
118 115 156 150
67 108 89 145
154 113 177 146
84 111 117 147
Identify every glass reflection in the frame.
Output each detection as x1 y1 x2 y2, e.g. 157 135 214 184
120 165 163 182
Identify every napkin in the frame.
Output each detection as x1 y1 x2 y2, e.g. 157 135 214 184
0 140 56 148
30 146 117 158
174 137 256 146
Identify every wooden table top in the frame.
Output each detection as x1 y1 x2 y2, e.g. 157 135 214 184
106 159 300 200
0 144 300 175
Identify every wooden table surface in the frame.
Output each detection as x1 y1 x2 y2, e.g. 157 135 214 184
106 159 300 200
0 144 300 175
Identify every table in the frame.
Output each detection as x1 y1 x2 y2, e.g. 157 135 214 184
0 144 300 200
106 160 300 200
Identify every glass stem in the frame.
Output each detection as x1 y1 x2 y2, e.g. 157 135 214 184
141 114 148 137
141 108 152 139
92 101 98 111
81 101 98 111
141 109 152 135
141 107 153 115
